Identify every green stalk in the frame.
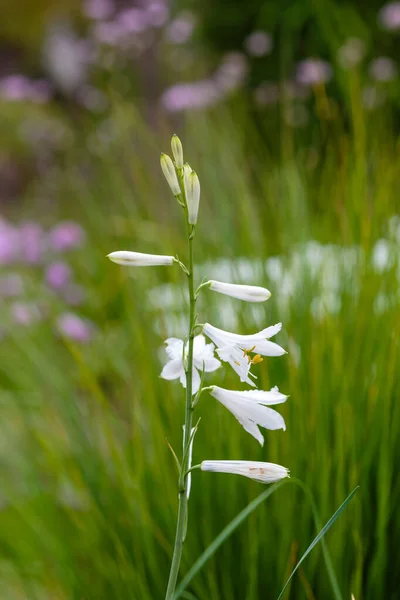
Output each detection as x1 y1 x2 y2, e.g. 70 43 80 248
165 226 196 600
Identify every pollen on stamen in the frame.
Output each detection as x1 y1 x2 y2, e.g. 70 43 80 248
251 354 263 365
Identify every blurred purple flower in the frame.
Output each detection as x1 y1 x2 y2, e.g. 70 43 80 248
147 1 169 27
166 12 195 44
214 52 248 92
57 313 94 342
83 0 114 20
11 302 41 326
93 21 122 46
0 75 31 101
0 274 24 297
244 31 272 57
161 80 220 112
369 57 397 81
379 2 400 31
49 221 86 251
296 59 333 86
116 8 149 34
0 220 20 264
45 261 72 290
337 38 365 69
19 222 45 264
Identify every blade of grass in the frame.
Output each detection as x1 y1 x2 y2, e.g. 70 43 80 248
276 486 360 600
174 480 287 599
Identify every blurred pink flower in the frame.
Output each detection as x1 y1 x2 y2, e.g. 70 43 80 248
49 221 86 251
161 80 220 112
45 261 72 290
379 2 400 30
214 52 248 91
296 58 332 86
57 313 94 342
116 8 149 33
166 12 195 44
244 31 272 57
147 1 169 27
0 75 51 103
0 220 20 264
83 0 114 20
369 57 397 81
19 222 45 264
11 302 41 325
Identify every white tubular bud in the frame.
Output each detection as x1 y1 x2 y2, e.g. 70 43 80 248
107 251 175 267
208 280 271 302
185 170 200 225
160 153 181 196
201 460 289 484
171 134 183 168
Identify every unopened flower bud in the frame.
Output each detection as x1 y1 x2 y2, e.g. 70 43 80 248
107 251 175 267
160 153 181 196
185 170 200 225
171 134 183 168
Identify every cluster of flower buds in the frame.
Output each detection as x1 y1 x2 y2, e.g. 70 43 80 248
107 135 289 486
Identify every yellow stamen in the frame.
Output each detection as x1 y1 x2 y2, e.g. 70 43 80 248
251 354 263 365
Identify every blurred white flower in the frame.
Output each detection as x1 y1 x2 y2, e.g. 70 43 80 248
108 251 175 266
337 38 365 69
161 335 221 394
208 280 271 302
210 385 287 445
244 31 272 57
203 322 286 386
296 58 332 86
369 57 397 81
201 460 289 484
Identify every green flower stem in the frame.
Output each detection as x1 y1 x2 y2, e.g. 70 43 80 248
165 225 196 600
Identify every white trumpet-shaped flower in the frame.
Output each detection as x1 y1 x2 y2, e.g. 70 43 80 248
210 385 287 445
201 460 289 484
160 334 221 394
208 280 271 302
107 251 175 267
203 322 286 386
160 153 181 196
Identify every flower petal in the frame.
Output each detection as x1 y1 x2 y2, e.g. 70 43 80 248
165 337 184 360
160 359 183 380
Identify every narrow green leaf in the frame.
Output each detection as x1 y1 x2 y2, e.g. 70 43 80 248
276 486 360 600
174 480 286 598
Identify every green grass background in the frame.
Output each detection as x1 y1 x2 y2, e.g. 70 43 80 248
1 94 399 600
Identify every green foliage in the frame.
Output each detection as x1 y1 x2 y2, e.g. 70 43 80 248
0 97 399 600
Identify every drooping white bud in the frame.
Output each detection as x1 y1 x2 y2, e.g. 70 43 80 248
201 460 289 484
185 170 200 225
171 134 184 168
107 251 175 267
160 153 181 196
208 280 271 302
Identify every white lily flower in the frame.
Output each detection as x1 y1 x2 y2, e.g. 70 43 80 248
203 322 286 386
208 280 271 302
201 460 289 484
210 385 287 445
160 334 221 394
185 171 200 225
107 251 175 267
171 134 183 168
160 153 181 196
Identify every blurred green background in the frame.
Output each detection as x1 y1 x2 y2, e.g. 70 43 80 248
1 1 399 599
